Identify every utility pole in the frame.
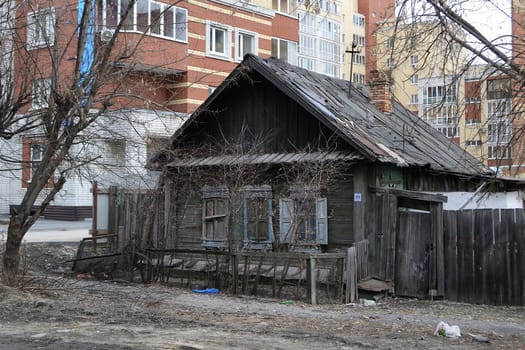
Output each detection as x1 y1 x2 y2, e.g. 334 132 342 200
346 42 361 97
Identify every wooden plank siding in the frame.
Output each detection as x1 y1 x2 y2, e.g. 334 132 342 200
325 176 354 251
443 209 525 305
180 74 347 154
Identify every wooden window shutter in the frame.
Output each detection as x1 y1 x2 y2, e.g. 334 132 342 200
279 198 293 243
316 197 328 244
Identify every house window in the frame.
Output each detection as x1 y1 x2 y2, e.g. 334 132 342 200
27 8 55 49
202 186 229 247
201 186 273 249
235 30 257 61
31 144 46 177
32 79 51 109
21 138 51 188
271 38 298 65
102 0 187 42
386 37 394 49
146 136 169 161
272 0 297 16
206 22 231 59
243 186 273 248
411 74 418 84
103 139 126 167
386 58 394 69
279 186 327 245
410 94 418 104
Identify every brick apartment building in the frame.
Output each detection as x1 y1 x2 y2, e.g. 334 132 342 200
0 0 298 218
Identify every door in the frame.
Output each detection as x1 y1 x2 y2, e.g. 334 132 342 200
395 208 431 298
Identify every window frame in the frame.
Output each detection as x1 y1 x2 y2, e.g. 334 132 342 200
101 0 187 43
235 29 258 62
201 186 230 248
242 186 273 249
206 22 232 60
27 8 55 49
32 78 51 110
271 37 298 65
21 137 52 188
279 187 327 245
272 0 297 16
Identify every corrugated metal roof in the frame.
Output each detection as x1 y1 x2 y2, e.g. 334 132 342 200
168 151 363 168
168 55 492 177
245 55 491 176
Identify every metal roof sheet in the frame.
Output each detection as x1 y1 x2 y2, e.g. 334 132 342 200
168 151 363 168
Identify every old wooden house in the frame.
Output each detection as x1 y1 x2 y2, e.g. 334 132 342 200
150 54 517 299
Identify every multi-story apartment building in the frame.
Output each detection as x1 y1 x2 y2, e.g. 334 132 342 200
297 0 343 78
0 0 298 218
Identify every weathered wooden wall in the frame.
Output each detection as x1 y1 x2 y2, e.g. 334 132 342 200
443 209 525 305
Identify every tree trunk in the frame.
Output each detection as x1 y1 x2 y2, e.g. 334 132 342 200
2 217 24 286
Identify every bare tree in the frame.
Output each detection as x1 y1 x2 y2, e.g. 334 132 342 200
0 0 186 285
378 0 525 175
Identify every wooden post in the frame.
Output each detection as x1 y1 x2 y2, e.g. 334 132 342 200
92 181 98 254
346 247 357 303
309 256 317 305
232 253 238 295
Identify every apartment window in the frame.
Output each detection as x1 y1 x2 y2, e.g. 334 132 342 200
423 105 459 139
487 78 511 100
411 74 418 84
423 84 456 105
466 140 482 147
318 18 340 41
102 0 187 42
280 187 327 245
299 11 316 34
32 79 51 109
465 118 481 125
410 94 418 104
352 73 365 85
272 0 297 16
352 34 365 47
27 8 55 49
488 99 511 119
353 14 365 27
235 30 257 61
299 35 316 57
386 58 394 69
299 57 316 71
411 55 418 68
272 38 297 65
207 22 231 59
386 38 394 49
488 145 512 160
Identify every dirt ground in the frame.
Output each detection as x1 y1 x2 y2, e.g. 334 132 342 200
0 243 524 349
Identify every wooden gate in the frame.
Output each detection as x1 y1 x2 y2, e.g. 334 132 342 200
395 209 431 298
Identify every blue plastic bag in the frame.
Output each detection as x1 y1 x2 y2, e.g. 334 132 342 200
192 288 220 294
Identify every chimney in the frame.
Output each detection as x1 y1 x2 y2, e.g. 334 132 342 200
368 70 393 114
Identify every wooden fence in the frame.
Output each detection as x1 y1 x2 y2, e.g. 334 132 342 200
443 209 525 305
140 249 347 304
